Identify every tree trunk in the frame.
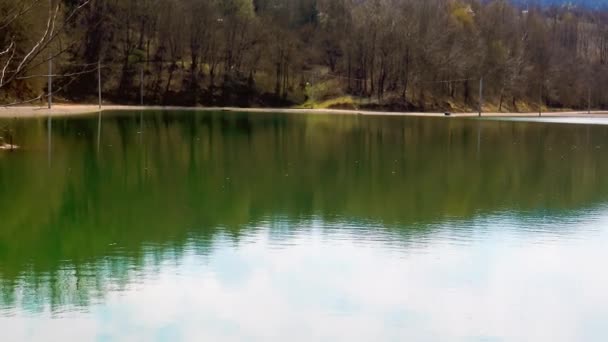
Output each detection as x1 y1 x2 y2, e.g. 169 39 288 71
347 53 352 92
275 61 282 96
163 63 176 104
190 52 199 105
498 86 504 112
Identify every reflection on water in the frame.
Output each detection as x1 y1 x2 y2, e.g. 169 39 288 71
1 111 608 341
47 116 52 166
483 116 608 126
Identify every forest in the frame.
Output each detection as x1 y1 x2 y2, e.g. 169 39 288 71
2 0 608 111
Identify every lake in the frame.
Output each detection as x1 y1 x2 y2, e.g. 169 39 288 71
1 111 608 341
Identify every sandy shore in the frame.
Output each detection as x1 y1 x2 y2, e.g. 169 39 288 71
2 104 608 118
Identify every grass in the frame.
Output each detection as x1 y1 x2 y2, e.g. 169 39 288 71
298 95 358 109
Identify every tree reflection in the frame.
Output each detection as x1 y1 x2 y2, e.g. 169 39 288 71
1 111 608 312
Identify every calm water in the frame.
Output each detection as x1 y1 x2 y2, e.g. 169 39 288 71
1 111 608 341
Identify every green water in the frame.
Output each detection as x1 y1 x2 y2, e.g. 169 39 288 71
1 111 608 341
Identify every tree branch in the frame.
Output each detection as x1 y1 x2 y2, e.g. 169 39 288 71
15 3 59 74
1 45 16 86
0 41 15 57
0 0 43 30
0 0 92 89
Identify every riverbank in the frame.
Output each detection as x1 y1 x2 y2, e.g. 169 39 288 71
2 104 608 118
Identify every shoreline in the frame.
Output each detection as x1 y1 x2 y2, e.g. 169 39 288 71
2 104 608 119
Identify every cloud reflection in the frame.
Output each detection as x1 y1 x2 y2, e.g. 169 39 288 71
2 210 607 341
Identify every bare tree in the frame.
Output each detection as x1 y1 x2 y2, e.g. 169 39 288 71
0 0 91 93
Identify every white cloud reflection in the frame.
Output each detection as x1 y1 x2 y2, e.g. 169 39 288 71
2 211 608 342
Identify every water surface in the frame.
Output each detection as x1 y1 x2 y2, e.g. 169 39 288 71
1 111 608 341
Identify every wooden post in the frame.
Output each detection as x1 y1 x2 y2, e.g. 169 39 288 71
98 60 102 109
478 77 483 117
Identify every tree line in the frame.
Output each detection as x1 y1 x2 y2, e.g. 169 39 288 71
2 0 608 111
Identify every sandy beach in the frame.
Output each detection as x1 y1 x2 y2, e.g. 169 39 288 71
2 104 608 118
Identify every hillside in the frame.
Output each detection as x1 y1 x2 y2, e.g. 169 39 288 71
2 0 608 112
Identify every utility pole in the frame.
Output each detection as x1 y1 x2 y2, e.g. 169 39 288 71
98 59 102 109
47 0 52 109
48 57 52 109
478 77 483 117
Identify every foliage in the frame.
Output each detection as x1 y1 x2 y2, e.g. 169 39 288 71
2 0 608 110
